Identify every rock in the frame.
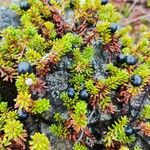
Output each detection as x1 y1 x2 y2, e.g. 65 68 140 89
46 69 69 101
100 111 112 121
0 7 20 30
43 58 73 149
45 69 69 120
63 9 75 27
92 40 108 81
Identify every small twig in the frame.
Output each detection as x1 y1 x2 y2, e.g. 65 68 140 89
121 0 138 22
123 14 150 26
128 0 139 15
75 109 96 144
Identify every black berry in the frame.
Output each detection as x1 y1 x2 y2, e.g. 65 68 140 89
110 23 118 34
18 109 29 121
79 88 90 101
104 70 111 77
67 87 75 98
125 55 138 65
20 1 30 11
125 126 134 136
116 54 126 64
18 62 32 75
130 75 143 87
101 0 108 5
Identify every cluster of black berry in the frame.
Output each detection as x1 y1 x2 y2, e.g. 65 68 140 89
116 54 143 87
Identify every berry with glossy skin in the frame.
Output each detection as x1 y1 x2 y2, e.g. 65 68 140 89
101 0 108 5
67 87 75 98
130 75 143 87
18 62 32 75
125 55 138 65
116 54 126 64
20 1 30 11
110 23 118 34
125 126 134 136
18 110 29 121
79 88 90 101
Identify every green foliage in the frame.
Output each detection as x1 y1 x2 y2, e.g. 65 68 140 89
116 25 132 37
119 146 129 150
135 38 149 53
49 124 67 138
0 101 26 149
71 101 87 129
60 92 78 109
12 0 51 23
0 101 8 113
98 3 122 22
1 0 150 149
104 69 129 90
51 33 83 62
31 98 50 114
54 112 64 122
50 0 70 11
0 25 48 69
24 49 42 64
147 0 150 7
1 1 56 79
15 91 32 111
122 47 132 55
85 80 99 95
15 73 36 92
133 146 142 150
96 21 111 44
120 35 134 48
133 64 150 83
15 91 50 113
99 96 111 110
141 105 150 120
72 46 94 76
1 26 23 44
29 133 51 150
15 73 50 114
105 64 129 90
23 24 38 38
43 21 57 39
70 74 86 90
0 27 23 67
106 63 122 76
4 120 24 140
104 116 135 147
0 102 18 130
73 143 87 150
117 26 133 48
28 34 47 52
73 0 100 11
